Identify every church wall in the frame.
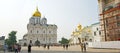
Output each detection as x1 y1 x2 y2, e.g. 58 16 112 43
20 8 57 46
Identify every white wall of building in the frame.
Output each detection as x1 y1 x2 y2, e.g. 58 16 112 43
88 41 120 49
0 36 5 46
19 9 57 46
91 22 102 42
0 40 4 45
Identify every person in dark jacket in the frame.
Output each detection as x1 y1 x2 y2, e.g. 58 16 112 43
63 44 65 49
65 44 69 50
28 44 32 53
47 45 50 50
18 45 21 52
83 42 86 52
43 44 46 49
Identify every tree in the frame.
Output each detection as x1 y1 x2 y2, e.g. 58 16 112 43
59 37 69 44
5 31 17 46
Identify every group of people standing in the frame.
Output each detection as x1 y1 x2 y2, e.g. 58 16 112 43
63 44 69 50
3 44 21 53
28 44 51 53
80 42 87 52
78 38 87 52
14 44 21 53
3 43 86 53
43 44 50 50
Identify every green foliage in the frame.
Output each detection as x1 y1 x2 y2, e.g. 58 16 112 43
5 31 17 46
59 37 69 44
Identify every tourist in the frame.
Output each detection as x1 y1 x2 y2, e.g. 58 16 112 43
18 45 21 52
3 44 8 53
63 44 65 49
43 44 46 49
47 45 50 50
14 44 18 53
80 43 84 52
65 44 68 50
83 42 86 52
28 44 32 53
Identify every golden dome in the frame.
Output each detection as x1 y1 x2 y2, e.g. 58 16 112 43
77 24 82 30
87 29 91 32
33 7 41 17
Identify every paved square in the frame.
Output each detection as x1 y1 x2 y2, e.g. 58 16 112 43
0 45 119 53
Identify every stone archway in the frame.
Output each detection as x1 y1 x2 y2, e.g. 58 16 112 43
24 43 27 46
34 40 40 46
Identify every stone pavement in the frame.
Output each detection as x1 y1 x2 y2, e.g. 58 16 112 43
0 45 119 53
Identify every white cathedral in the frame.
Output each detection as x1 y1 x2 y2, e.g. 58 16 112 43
19 8 57 46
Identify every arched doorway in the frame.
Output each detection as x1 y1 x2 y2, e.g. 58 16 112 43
35 40 40 46
24 43 27 46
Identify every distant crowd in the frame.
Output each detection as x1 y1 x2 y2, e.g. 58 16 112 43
3 43 21 53
2 42 87 53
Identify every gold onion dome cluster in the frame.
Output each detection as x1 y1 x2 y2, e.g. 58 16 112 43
32 7 41 17
77 24 82 30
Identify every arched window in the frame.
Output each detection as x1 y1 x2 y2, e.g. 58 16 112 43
35 40 40 46
37 31 39 33
89 39 92 42
49 31 51 33
43 31 45 33
30 30 32 33
99 31 101 35
30 40 32 43
105 0 114 4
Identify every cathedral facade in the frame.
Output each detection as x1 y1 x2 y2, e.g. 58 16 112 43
19 8 57 46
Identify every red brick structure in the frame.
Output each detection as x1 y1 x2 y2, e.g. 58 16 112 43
98 0 120 41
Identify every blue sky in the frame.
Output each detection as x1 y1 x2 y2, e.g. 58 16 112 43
0 0 99 42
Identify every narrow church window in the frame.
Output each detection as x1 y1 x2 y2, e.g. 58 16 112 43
49 31 50 33
117 22 120 26
43 38 45 41
94 32 96 36
37 31 39 33
96 28 98 31
99 31 101 35
30 30 32 33
30 40 32 43
43 31 45 33
89 39 92 42
116 16 120 19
